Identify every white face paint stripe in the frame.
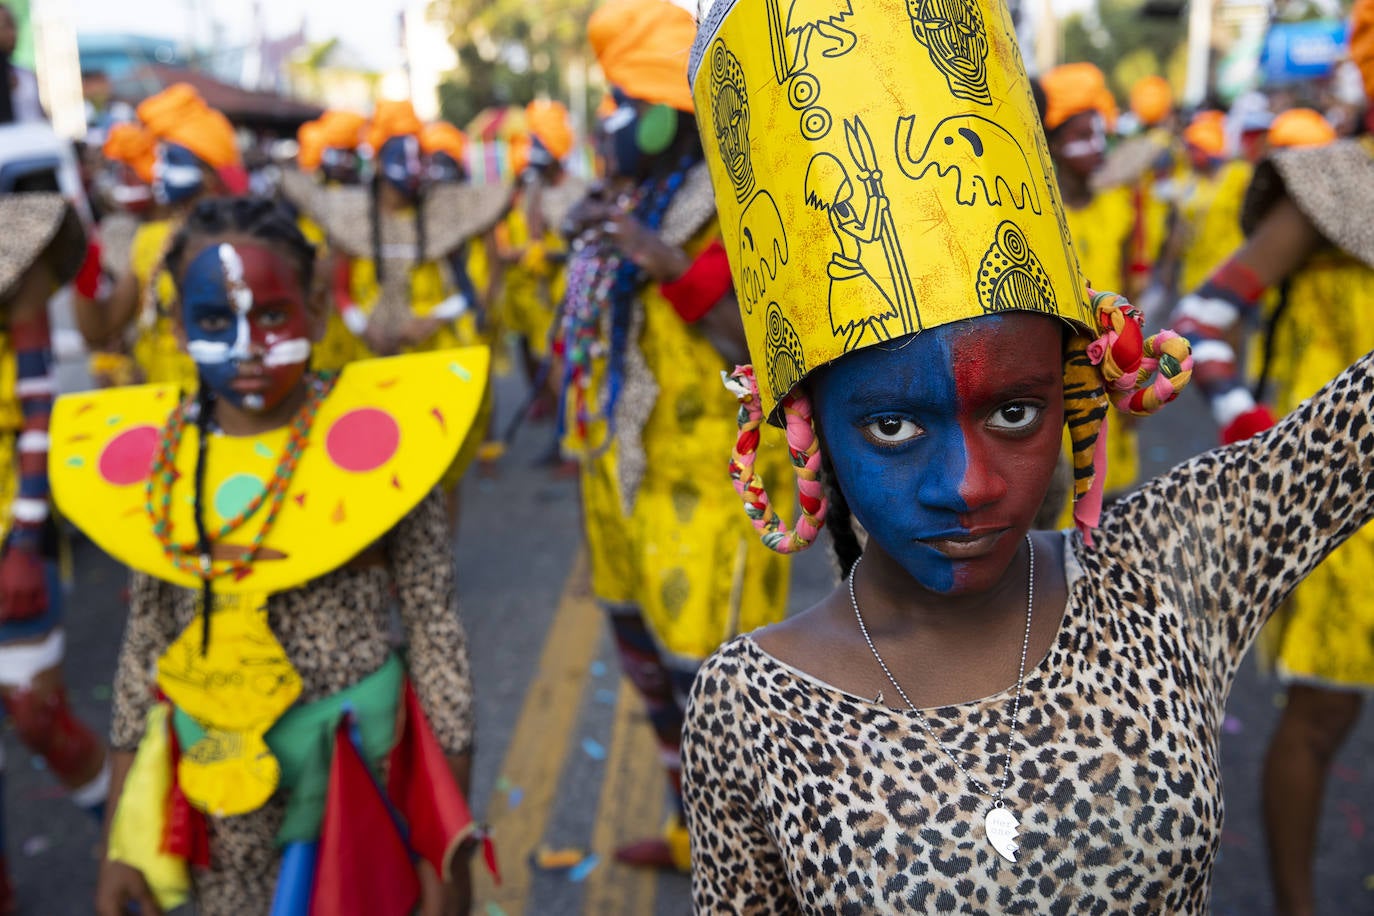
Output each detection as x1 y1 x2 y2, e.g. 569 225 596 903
186 340 233 364
217 244 253 361
262 338 312 368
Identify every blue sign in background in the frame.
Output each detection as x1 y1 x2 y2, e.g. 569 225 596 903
1260 20 1349 85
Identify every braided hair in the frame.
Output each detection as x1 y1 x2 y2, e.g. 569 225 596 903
820 451 863 580
166 196 317 293
164 195 318 652
368 156 427 284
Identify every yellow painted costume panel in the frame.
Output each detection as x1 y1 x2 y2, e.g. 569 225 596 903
577 227 793 661
0 339 18 544
50 348 490 594
692 0 1092 418
1256 253 1374 689
130 220 198 390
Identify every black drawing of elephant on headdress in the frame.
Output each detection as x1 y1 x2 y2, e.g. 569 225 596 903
896 113 1043 214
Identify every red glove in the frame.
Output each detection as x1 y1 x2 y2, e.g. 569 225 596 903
1221 404 1277 445
74 238 104 299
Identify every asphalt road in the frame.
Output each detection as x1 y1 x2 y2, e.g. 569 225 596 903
5 371 1373 915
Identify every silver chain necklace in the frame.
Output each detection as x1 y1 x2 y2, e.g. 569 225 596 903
848 534 1036 864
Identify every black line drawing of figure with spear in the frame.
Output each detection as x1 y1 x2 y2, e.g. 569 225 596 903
804 117 922 351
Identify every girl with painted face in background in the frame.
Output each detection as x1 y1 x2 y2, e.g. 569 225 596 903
73 84 245 392
74 197 485 916
555 0 793 871
685 0 1370 911
1170 4 1374 910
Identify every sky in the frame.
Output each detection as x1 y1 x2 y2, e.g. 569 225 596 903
69 0 410 69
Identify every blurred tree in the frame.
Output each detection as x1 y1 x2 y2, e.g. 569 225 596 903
1061 0 1188 104
429 0 600 128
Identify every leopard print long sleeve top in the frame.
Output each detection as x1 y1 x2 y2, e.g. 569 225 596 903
682 350 1374 914
111 487 474 756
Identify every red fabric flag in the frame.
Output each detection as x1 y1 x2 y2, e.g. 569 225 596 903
386 681 475 881
159 703 210 868
310 720 419 916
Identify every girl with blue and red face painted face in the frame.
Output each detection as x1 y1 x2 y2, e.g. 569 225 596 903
675 1 1374 912
74 196 484 916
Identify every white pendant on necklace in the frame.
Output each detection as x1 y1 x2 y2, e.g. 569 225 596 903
985 806 1021 863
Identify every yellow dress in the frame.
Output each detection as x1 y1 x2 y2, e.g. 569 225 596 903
1256 251 1374 688
130 220 198 390
495 208 566 360
1063 188 1139 499
574 224 793 663
1177 161 1252 295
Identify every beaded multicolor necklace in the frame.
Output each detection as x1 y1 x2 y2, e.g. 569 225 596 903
144 372 337 582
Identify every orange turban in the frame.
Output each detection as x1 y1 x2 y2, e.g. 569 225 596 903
137 83 241 170
1041 63 1119 132
1129 76 1173 127
103 122 156 184
317 110 367 151
297 120 324 172
368 100 423 152
1352 0 1374 104
1182 113 1226 158
526 100 574 161
1268 108 1337 148
420 121 468 163
588 0 696 113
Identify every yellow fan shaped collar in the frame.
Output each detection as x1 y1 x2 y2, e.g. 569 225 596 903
51 348 489 594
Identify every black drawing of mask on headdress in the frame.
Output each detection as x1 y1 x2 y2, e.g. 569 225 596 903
906 0 992 105
977 221 1058 314
710 39 755 203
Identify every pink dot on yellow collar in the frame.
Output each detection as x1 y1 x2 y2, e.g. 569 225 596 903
99 426 160 486
325 408 400 473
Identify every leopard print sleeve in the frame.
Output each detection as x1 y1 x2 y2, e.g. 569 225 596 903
388 488 474 755
1099 348 1374 697
683 640 804 915
110 571 179 752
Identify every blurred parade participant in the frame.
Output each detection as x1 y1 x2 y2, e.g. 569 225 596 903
1040 63 1145 505
418 120 484 332
296 100 503 361
1173 111 1247 297
1171 4 1372 910
494 100 577 423
74 84 244 390
559 0 792 870
75 122 159 388
287 109 370 373
79 197 485 916
0 193 109 913
0 3 42 124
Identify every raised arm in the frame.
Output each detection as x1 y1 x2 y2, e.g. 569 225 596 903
1170 195 1325 442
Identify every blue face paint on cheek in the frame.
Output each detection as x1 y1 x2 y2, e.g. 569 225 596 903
181 245 249 406
813 329 972 594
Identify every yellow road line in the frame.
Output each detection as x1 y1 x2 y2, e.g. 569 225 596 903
581 678 666 915
474 552 602 915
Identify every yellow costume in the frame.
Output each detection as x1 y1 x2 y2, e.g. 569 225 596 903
574 215 793 661
129 220 198 390
1177 160 1252 295
53 349 489 812
493 205 565 360
1255 251 1374 687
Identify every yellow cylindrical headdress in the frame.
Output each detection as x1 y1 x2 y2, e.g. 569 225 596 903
691 0 1192 545
690 0 1093 419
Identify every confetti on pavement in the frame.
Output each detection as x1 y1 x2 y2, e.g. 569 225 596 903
568 854 600 882
581 738 606 761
